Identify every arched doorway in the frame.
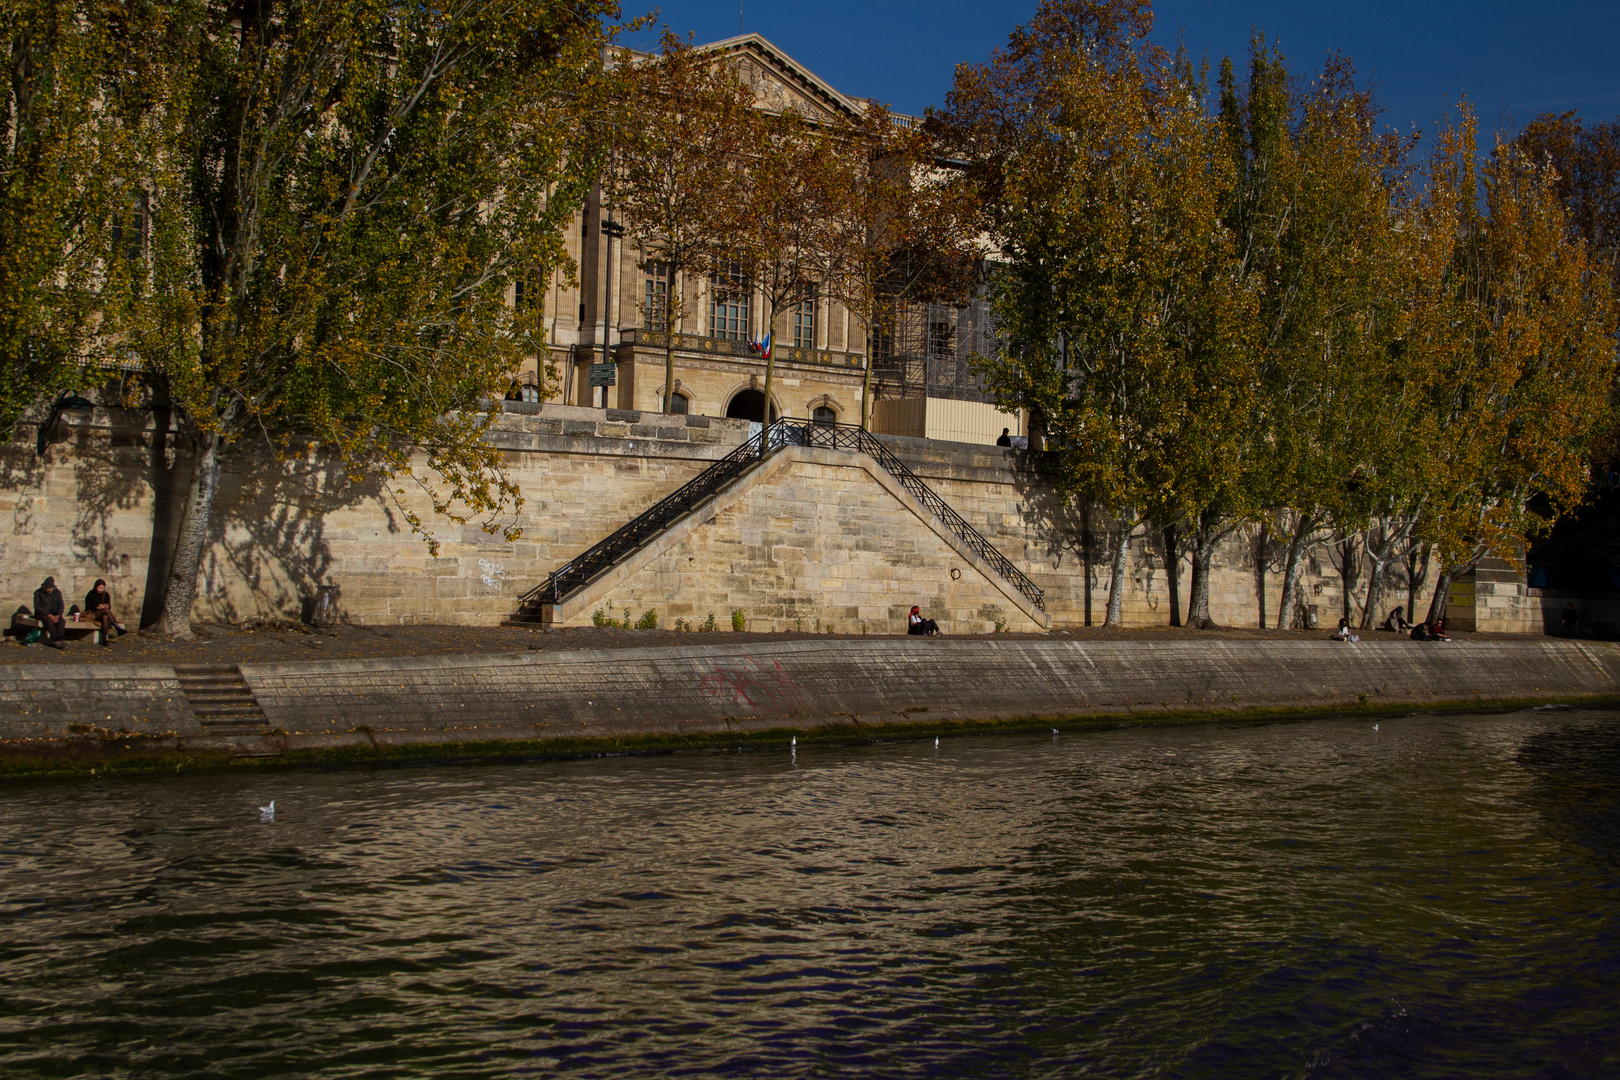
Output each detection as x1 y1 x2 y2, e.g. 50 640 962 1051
725 389 777 423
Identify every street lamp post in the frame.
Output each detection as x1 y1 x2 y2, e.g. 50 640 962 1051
600 217 625 408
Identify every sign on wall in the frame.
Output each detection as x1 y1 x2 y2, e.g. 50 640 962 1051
588 363 617 387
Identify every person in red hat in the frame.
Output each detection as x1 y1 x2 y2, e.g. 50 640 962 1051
907 606 941 636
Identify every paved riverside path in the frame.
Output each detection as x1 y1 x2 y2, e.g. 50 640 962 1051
0 638 1616 759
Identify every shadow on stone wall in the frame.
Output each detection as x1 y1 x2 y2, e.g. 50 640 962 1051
21 399 392 627
1008 450 1104 625
196 445 392 625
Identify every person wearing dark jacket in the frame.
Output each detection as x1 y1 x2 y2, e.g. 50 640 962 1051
908 606 941 636
83 579 120 646
996 428 1013 447
33 577 66 649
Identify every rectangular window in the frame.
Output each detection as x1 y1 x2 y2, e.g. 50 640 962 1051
514 273 541 313
792 290 816 349
709 259 750 341
928 317 955 361
643 261 670 330
111 194 148 265
869 298 895 360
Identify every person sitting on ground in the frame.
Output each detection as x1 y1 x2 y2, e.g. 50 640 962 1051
1430 618 1451 641
1410 622 1434 641
1384 606 1412 632
996 427 1013 447
908 606 941 636
32 576 66 649
82 579 121 647
1332 616 1360 643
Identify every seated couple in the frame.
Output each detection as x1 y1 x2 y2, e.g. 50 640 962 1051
29 577 126 649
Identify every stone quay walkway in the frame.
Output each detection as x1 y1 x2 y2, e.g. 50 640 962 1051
0 623 1615 778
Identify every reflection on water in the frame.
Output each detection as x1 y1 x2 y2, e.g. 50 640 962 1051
1 710 1618 1078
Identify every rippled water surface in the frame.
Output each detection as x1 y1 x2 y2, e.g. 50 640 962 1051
2 709 1619 1078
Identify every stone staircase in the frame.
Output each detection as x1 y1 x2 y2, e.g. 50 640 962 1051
512 419 1045 626
175 664 270 735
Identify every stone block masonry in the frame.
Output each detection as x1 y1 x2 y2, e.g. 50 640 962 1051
2 399 1537 634
0 639 1614 762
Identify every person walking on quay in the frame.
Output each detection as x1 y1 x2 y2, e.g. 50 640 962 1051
83 579 123 647
1562 602 1579 636
33 577 66 649
908 606 941 636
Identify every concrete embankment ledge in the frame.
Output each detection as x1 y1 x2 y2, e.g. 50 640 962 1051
1 637 1616 776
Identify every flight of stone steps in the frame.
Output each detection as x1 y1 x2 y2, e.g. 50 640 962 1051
174 664 269 736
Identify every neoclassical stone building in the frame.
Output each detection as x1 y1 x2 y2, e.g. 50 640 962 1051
509 33 1022 446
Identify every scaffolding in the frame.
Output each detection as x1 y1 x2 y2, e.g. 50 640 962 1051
869 297 1000 403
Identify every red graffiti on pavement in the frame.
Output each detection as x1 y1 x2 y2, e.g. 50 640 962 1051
699 657 808 714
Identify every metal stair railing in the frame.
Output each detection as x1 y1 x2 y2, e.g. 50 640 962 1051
516 424 770 614
516 420 1044 616
790 422 1045 611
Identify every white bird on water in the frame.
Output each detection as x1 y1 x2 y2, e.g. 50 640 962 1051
934 737 939 748
1373 723 1380 732
791 736 796 747
258 800 275 822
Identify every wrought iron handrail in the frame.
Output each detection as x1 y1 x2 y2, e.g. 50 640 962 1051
517 420 1044 615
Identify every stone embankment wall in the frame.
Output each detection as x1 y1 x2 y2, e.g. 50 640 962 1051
0 640 1614 759
1 400 1537 633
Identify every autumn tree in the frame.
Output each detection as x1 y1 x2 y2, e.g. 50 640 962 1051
818 107 980 430
610 31 753 414
722 104 844 441
123 0 615 636
1412 115 1618 622
945 0 1251 627
1215 40 1431 628
0 0 132 430
1513 111 1620 289
1513 111 1620 460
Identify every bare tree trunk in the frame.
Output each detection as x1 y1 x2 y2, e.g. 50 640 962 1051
1425 569 1453 625
663 334 677 414
860 354 872 430
1337 534 1361 625
1105 511 1134 627
1162 523 1181 627
1424 546 1484 626
1405 541 1431 622
759 299 776 455
1276 513 1316 630
1360 524 1392 631
1254 522 1269 628
1187 528 1218 629
154 433 223 639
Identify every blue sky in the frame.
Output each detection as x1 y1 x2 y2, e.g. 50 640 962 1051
623 1 1620 142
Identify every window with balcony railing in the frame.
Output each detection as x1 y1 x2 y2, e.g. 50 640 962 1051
792 291 816 349
709 259 750 341
643 261 669 330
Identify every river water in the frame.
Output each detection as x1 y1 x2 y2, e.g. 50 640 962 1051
1 709 1617 1079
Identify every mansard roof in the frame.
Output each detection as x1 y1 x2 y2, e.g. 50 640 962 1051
693 33 871 123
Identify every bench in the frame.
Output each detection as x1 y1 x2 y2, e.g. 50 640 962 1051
6 612 109 644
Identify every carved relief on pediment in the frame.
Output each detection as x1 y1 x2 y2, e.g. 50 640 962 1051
726 51 831 120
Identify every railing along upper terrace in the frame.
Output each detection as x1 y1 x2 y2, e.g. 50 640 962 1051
618 327 865 370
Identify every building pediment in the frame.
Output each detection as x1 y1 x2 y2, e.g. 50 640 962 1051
695 34 868 123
